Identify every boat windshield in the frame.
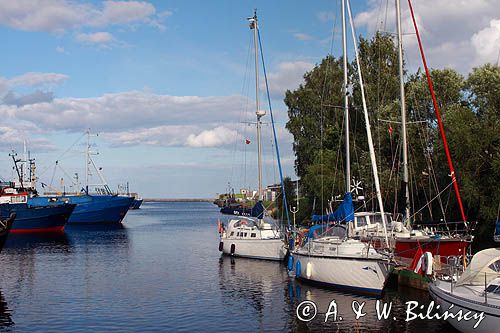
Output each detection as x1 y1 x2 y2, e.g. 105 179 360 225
232 219 258 228
488 259 500 272
370 213 392 225
307 224 347 241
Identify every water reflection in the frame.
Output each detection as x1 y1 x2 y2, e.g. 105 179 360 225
218 256 289 331
286 279 458 332
0 290 14 330
4 232 71 252
65 224 131 252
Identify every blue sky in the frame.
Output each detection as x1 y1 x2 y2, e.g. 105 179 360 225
0 1 498 198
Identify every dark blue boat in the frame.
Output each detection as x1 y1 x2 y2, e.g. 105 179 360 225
130 198 143 210
220 201 265 219
0 202 75 233
28 195 133 224
0 213 15 252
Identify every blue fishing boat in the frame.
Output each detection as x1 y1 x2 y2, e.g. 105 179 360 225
28 194 133 224
0 182 75 233
20 131 133 224
1 202 75 232
130 198 143 210
117 183 143 210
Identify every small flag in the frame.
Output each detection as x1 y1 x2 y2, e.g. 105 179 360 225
388 125 393 136
245 139 251 145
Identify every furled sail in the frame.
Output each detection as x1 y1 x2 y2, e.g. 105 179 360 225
311 192 354 223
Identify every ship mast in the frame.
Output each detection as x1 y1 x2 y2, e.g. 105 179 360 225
346 0 389 247
395 0 411 226
342 0 350 193
249 10 265 202
85 129 90 194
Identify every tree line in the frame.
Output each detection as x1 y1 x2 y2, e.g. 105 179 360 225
279 33 499 250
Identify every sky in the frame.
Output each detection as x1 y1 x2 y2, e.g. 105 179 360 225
0 0 498 198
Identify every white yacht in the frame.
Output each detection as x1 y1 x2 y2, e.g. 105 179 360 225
292 222 392 296
291 0 393 296
217 11 288 261
429 248 500 333
219 216 286 261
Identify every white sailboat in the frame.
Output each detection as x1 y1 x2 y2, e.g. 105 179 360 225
348 0 473 262
291 0 392 296
218 11 286 261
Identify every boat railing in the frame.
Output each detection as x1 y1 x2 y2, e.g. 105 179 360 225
411 220 477 237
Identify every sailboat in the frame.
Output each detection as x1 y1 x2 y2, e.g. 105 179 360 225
218 11 287 261
290 0 393 296
349 0 473 261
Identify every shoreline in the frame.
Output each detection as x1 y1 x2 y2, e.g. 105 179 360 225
143 198 213 202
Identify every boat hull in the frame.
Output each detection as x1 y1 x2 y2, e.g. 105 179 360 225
0 213 15 252
292 252 392 297
221 238 286 261
29 195 133 224
429 281 498 333
130 198 143 210
0 203 75 233
363 236 471 260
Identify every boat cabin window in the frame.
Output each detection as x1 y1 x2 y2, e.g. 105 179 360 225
244 233 247 237
310 225 347 239
233 219 257 228
370 214 391 225
236 232 240 237
230 232 234 236
357 216 368 227
485 284 500 295
251 233 256 238
488 259 500 273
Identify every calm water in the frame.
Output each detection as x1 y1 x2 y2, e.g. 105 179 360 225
0 202 457 332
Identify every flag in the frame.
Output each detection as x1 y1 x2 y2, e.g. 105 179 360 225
388 125 393 136
245 139 251 145
410 244 424 272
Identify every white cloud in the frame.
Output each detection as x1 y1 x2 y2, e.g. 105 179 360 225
266 61 314 97
471 19 500 66
96 1 155 26
0 0 167 33
0 125 55 152
76 31 114 44
6 72 68 87
186 126 239 148
354 0 500 72
293 32 314 41
56 46 67 53
0 90 248 133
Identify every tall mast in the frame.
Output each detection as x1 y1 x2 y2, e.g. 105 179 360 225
346 0 389 246
23 139 27 183
249 10 265 201
85 129 90 193
342 0 350 193
396 0 411 226
407 0 467 225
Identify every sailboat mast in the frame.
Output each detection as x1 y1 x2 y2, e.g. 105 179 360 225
346 0 389 246
342 0 350 193
396 0 411 226
250 10 264 201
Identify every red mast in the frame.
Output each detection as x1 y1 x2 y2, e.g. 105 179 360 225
407 0 467 223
